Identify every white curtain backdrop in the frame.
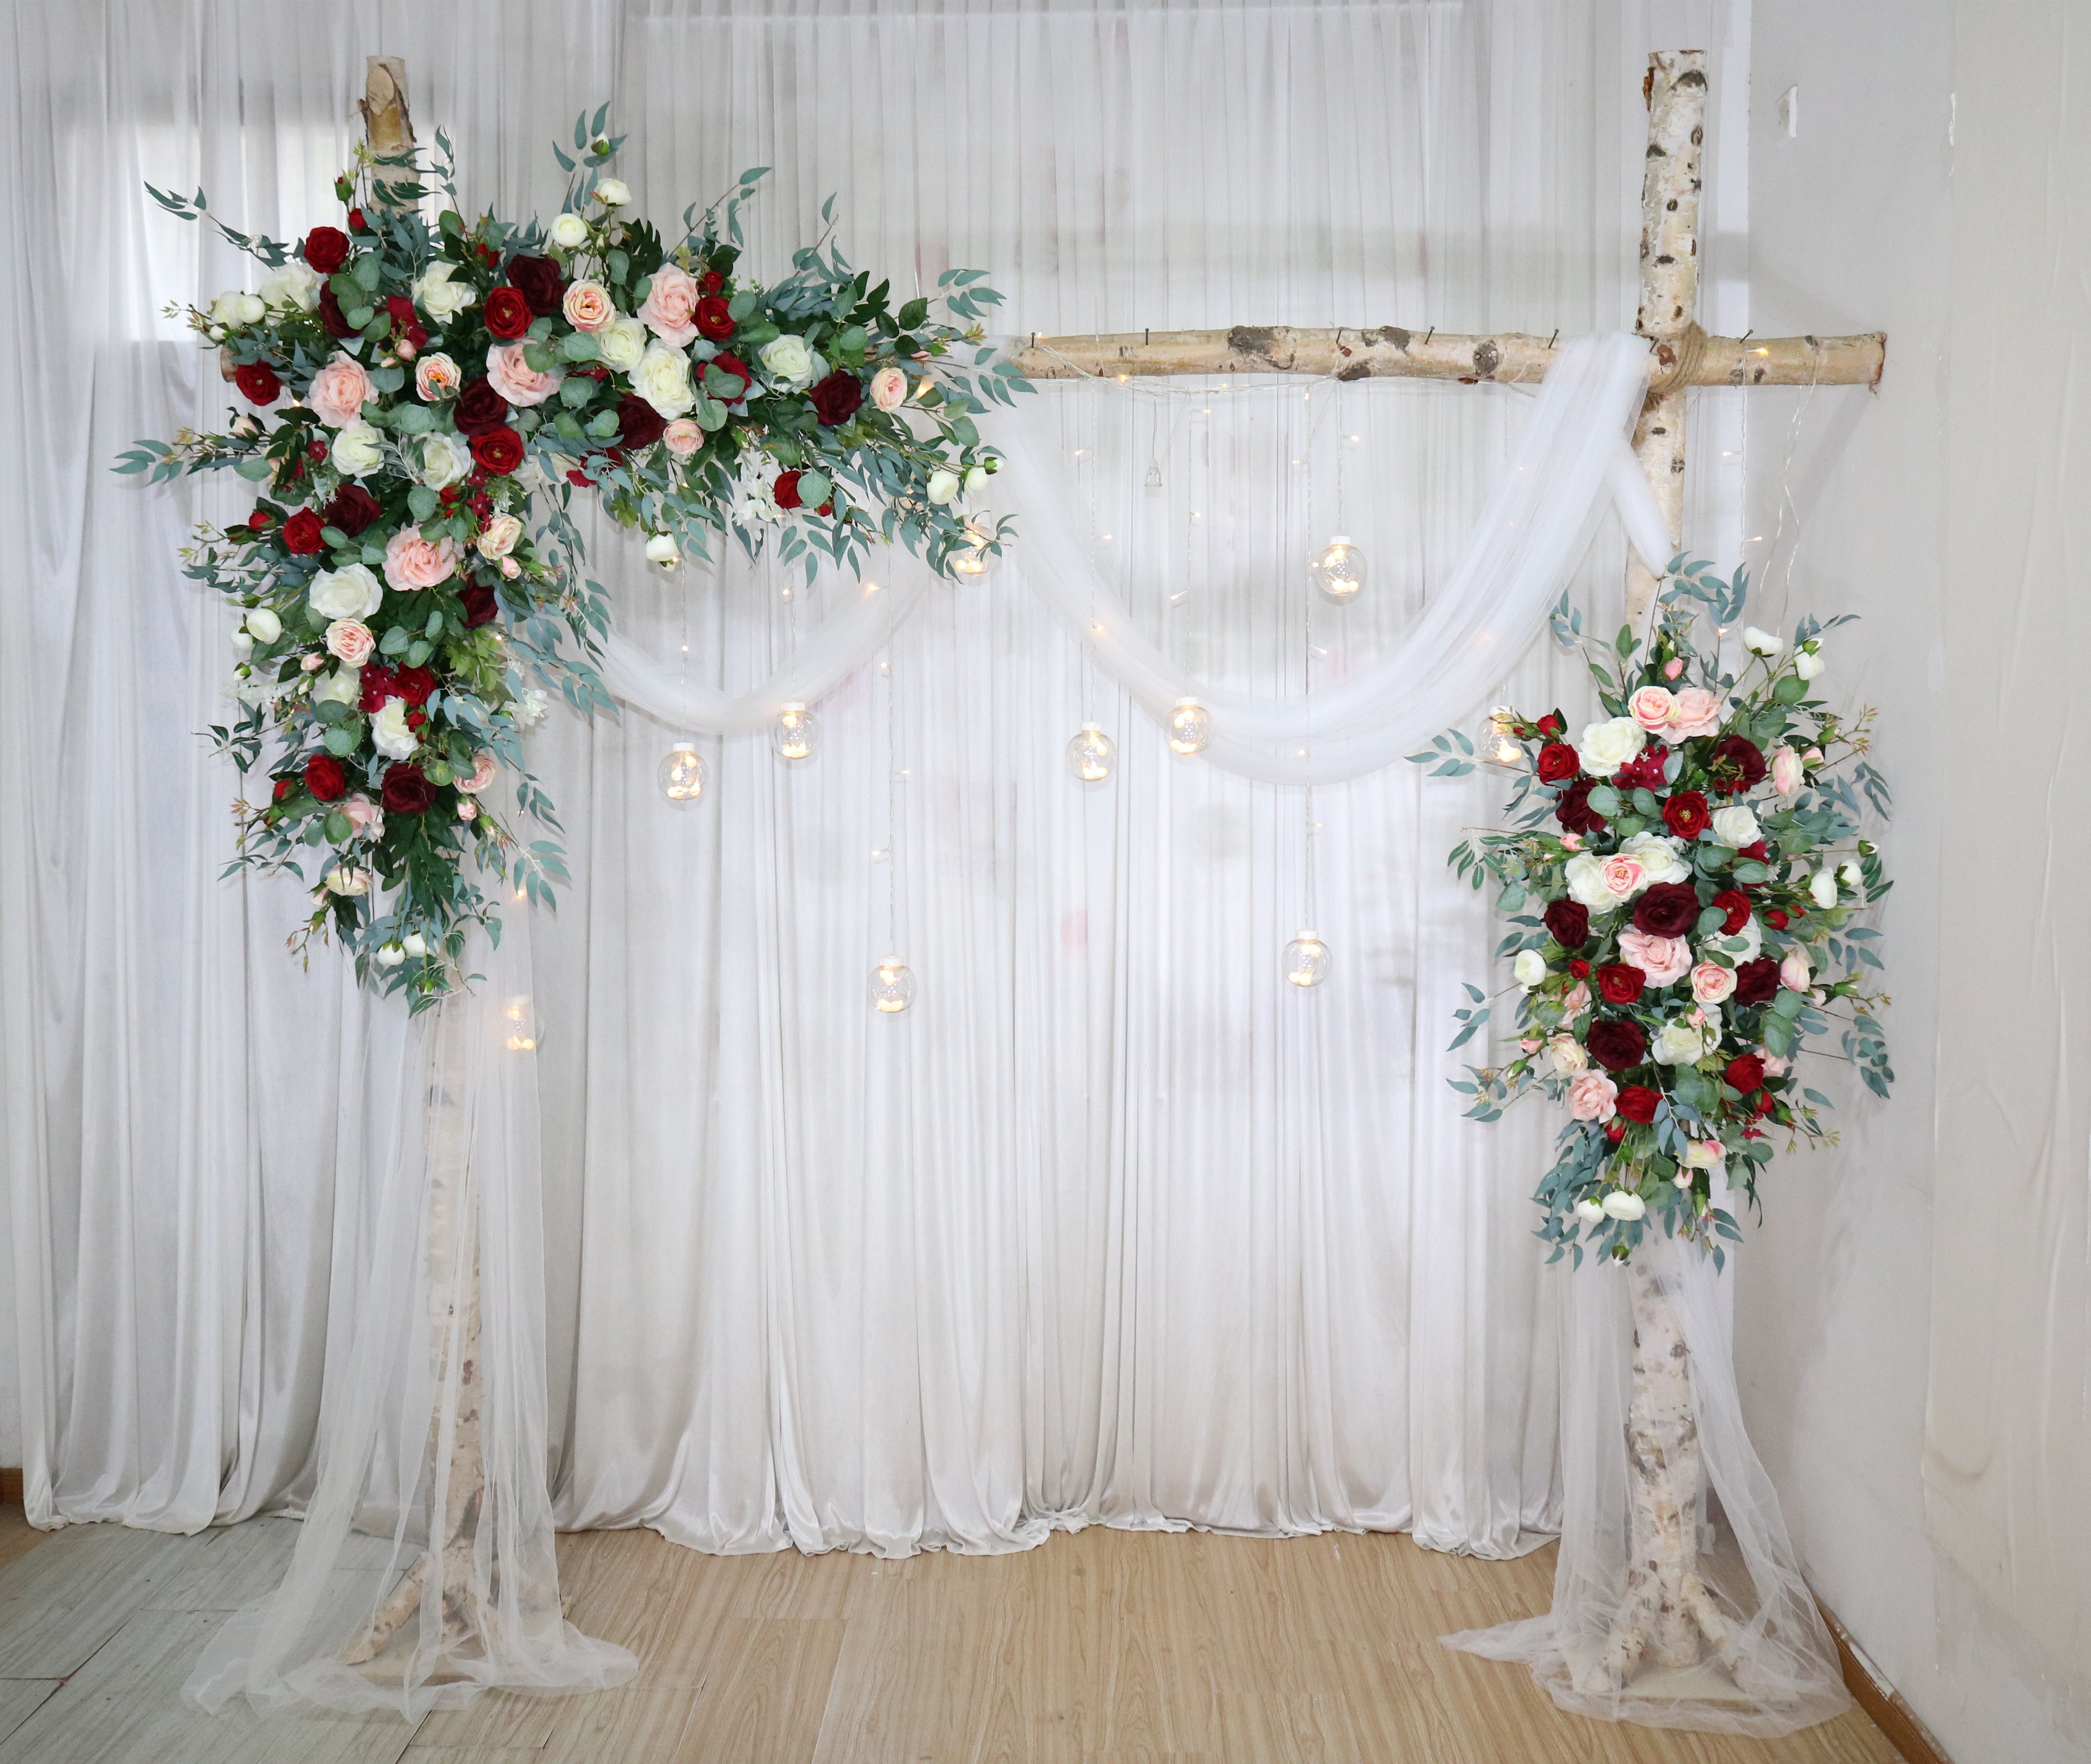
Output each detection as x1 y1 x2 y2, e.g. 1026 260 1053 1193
2 0 1748 1568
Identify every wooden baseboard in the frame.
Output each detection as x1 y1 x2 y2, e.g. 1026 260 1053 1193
1819 1598 1953 1764
0 1469 20 1507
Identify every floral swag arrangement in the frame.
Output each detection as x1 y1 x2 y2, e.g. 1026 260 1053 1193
118 111 1027 1008
1409 560 1895 1264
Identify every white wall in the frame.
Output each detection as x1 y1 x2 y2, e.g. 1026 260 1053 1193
1740 4 2091 1760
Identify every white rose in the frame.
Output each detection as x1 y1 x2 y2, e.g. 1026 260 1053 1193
595 314 647 374
1513 948 1547 989
1573 1197 1607 1225
1744 626 1783 656
759 333 818 391
1794 646 1824 680
1618 831 1690 885
371 698 418 760
402 932 428 958
645 533 680 567
477 515 523 560
593 177 631 207
412 260 478 324
1576 715 1646 779
964 465 989 495
1709 805 1759 849
243 607 282 643
1840 860 1863 889
312 666 360 707
1809 868 1840 909
309 563 383 621
927 468 960 505
1548 1034 1588 1074
631 340 696 418
417 430 473 490
1651 1019 1709 1066
331 419 384 477
259 260 320 312
550 212 589 249
1601 1191 1646 1222
1564 852 1613 911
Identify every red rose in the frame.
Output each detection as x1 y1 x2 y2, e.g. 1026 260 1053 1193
235 361 281 406
810 371 864 426
1733 957 1781 1006
1661 789 1710 840
1597 963 1646 1004
318 284 358 339
616 395 666 449
393 666 437 707
1712 888 1752 934
1585 1018 1649 1073
1764 908 1790 931
708 352 751 400
1739 839 1770 862
1605 1119 1628 1143
304 755 347 801
470 426 524 476
381 763 437 816
1709 734 1767 796
322 486 378 538
696 296 735 342
699 268 724 296
452 379 510 436
303 226 350 273
1632 882 1702 939
272 777 294 802
1567 958 1592 979
506 255 566 316
1537 712 1564 737
773 470 803 511
1755 1093 1778 1118
385 295 427 351
1542 899 1590 949
1555 777 1607 836
485 286 533 340
1725 1053 1766 1094
1536 742 1579 784
282 510 326 554
357 665 399 714
461 585 500 628
347 206 368 234
1615 1085 1661 1124
248 509 275 531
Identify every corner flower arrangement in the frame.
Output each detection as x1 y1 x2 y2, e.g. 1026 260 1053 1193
1409 560 1895 1264
117 112 1027 1008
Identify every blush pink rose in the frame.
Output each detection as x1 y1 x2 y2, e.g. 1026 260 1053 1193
1560 981 1592 1019
309 353 374 428
663 418 703 457
1668 687 1723 741
1663 657 1685 680
1560 831 1583 851
325 618 376 666
1628 685 1677 735
456 751 498 794
1690 961 1737 1004
1566 1070 1620 1121
1618 928 1693 986
870 366 908 411
486 342 565 407
1780 950 1812 993
414 351 461 401
562 279 615 332
1770 744 1805 796
1598 854 1647 899
636 264 701 347
384 527 461 591
342 792 385 839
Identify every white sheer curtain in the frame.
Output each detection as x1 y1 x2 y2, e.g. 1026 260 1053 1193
3 0 1745 1578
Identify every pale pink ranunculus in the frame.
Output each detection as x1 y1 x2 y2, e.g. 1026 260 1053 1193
415 352 462 401
636 263 700 347
1598 853 1647 899
1560 831 1583 852
308 353 374 428
325 618 376 666
663 418 703 457
1771 744 1805 797
1560 982 1592 1020
384 527 461 591
562 279 615 332
1566 1070 1620 1122
1629 685 1677 735
1619 928 1693 986
456 750 498 794
299 652 327 673
1780 950 1812 993
870 366 908 411
1669 687 1723 741
1690 961 1737 1004
486 342 564 407
457 797 479 822
343 793 385 839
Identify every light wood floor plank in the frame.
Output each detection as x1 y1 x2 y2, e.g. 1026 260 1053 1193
681 1617 844 1763
0 1681 60 1747
0 1510 48 1577
0 1521 221 1677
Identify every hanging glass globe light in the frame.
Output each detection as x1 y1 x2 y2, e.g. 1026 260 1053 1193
949 522 997 580
1167 697 1211 756
1284 931 1331 988
869 955 916 1014
1066 723 1115 783
502 994 542 1051
1311 536 1366 604
657 741 707 804
774 702 818 764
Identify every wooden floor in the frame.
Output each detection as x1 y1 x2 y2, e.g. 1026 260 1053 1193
0 1505 1900 1763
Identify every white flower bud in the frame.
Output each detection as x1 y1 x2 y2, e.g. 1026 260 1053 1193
1573 1197 1607 1225
1513 948 1548 989
1809 868 1839 909
644 533 680 568
1743 626 1782 656
374 944 407 968
244 607 282 644
230 629 254 657
402 932 427 958
1793 647 1824 680
964 465 988 495
1601 1191 1646 1221
593 177 631 207
1839 860 1863 888
927 468 960 505
550 212 589 249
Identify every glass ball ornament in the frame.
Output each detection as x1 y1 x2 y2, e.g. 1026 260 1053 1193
1283 930 1332 988
949 523 997 580
657 741 708 804
870 955 917 1014
502 994 542 1052
774 702 818 764
1166 697 1211 756
1311 536 1366 604
1066 723 1116 783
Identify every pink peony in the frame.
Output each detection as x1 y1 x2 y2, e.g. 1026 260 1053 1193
1690 961 1737 1004
384 527 460 591
1566 1070 1620 1121
663 417 703 457
486 342 564 407
562 279 615 332
1628 685 1677 735
1771 744 1805 797
308 353 373 428
1618 928 1693 987
1598 854 1647 899
325 618 376 666
870 366 908 411
1668 687 1723 741
636 263 701 347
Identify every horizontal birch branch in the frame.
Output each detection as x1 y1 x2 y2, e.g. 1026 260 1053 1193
1010 326 1884 389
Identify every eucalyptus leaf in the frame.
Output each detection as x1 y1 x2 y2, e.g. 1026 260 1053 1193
323 725 361 756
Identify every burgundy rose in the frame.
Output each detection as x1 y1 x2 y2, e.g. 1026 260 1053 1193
810 370 863 426
1536 742 1579 784
1709 734 1767 796
773 470 803 511
707 353 751 401
1597 963 1646 1005
1725 1053 1767 1094
1615 1084 1661 1124
469 426 524 476
506 255 566 316
235 361 281 406
381 763 437 816
1712 888 1752 934
1542 899 1590 949
460 585 500 628
696 296 735 342
452 379 510 436
1733 958 1781 1006
303 226 350 273
282 510 326 555
1632 882 1702 939
1585 1018 1650 1074
484 286 533 340
324 483 381 536
1661 789 1710 840
304 755 347 802
1555 776 1608 836
615 395 665 449
318 283 358 340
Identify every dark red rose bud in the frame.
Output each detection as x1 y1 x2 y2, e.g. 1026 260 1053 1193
469 426 524 476
1568 958 1592 980
1536 742 1579 784
394 666 437 707
506 255 567 316
317 283 358 339
810 370 863 426
1605 1119 1628 1143
1542 899 1590 949
303 226 350 273
1615 1084 1661 1124
235 361 281 406
699 268 724 296
1764 908 1790 931
381 763 437 816
1555 776 1607 836
1661 789 1710 840
1740 839 1769 862
272 777 294 802
1733 957 1781 1005
347 207 368 234
1632 882 1702 939
1586 1018 1649 1073
304 755 347 801
696 296 735 341
707 353 750 400
248 509 275 531
1725 1053 1766 1094
282 510 325 554
1597 963 1646 1004
1538 712 1564 737
485 286 533 340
